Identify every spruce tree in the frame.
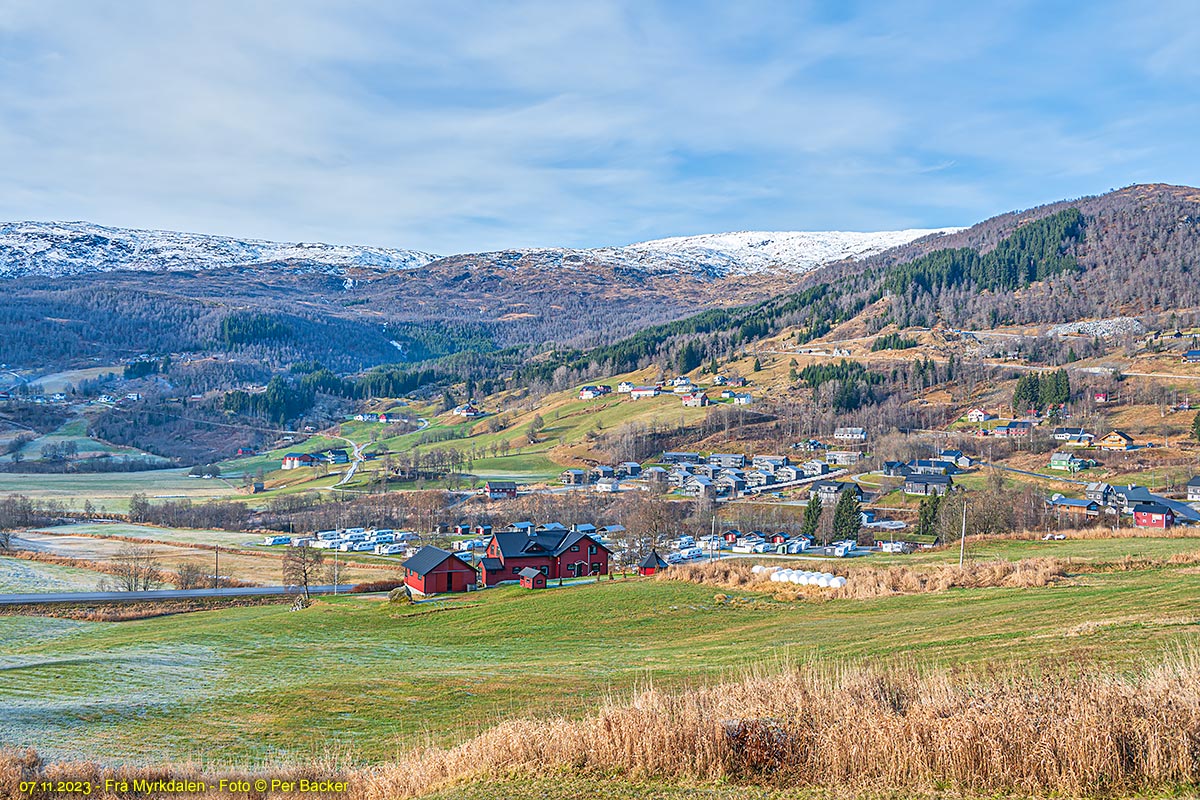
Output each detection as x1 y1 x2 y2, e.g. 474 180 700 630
1192 410 1200 443
801 493 823 537
832 487 862 542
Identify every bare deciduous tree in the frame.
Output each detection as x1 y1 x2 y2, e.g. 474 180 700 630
174 561 206 589
283 544 324 600
106 544 163 592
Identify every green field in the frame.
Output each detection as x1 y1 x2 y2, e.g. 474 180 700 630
0 555 109 593
2 552 1198 764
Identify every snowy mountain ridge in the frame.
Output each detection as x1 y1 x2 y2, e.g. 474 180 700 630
0 221 440 277
0 221 959 279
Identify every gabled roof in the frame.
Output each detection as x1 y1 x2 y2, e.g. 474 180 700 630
1132 502 1172 515
639 550 669 570
1101 430 1133 441
906 473 953 485
518 567 542 579
1188 475 1200 488
1049 497 1098 508
403 546 474 576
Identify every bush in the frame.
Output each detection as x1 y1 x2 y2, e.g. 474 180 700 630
353 579 407 594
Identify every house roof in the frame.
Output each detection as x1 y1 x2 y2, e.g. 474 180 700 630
1050 497 1097 508
480 557 503 572
491 529 611 560
1102 430 1133 441
485 480 517 490
1133 503 1172 515
518 567 542 579
906 474 953 485
639 550 669 569
402 546 473 577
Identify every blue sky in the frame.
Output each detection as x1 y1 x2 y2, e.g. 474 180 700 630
0 0 1197 253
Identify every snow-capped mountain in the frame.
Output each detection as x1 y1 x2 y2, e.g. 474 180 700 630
0 221 439 277
0 221 958 280
455 228 960 279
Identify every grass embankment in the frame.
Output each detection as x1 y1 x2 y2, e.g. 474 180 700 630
5 653 1200 799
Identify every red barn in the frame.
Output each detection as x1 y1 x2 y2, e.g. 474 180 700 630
480 526 612 586
484 480 517 500
638 550 668 576
402 546 478 595
1132 503 1175 529
518 567 547 589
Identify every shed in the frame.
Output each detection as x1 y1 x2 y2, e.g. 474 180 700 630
518 566 547 589
638 550 669 576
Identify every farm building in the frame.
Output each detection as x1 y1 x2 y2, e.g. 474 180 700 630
629 386 661 399
1189 476 1200 503
638 550 669 576
965 408 995 423
518 567 547 589
281 453 316 470
480 526 612 586
402 546 478 595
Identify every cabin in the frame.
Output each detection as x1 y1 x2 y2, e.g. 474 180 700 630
593 478 620 493
965 408 995 423
708 453 746 468
480 527 612 586
1133 503 1175 529
560 469 587 485
1094 392 1110 404
731 393 754 405
1188 476 1200 503
638 550 669 576
1048 496 1100 518
768 531 789 545
681 392 709 407
722 529 741 544
402 546 478 595
453 404 485 418
1182 350 1200 363
617 461 642 477
484 480 518 500
1098 430 1134 451
518 567 547 589
833 427 867 443
904 474 954 496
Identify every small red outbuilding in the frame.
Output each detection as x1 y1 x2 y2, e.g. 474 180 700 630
518 567 547 589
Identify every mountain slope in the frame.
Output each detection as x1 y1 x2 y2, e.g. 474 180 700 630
0 221 440 277
429 228 958 280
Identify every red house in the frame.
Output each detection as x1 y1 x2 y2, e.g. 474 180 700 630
480 527 612 586
484 480 517 500
638 550 668 576
518 567 547 589
722 530 740 544
402 546 478 595
1132 503 1175 529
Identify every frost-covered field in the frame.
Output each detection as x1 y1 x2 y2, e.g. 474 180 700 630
0 555 107 593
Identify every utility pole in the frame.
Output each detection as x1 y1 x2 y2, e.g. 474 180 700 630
958 500 967 568
333 548 339 595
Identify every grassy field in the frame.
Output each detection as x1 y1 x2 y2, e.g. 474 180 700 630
2 548 1198 765
0 469 239 512
0 555 109 593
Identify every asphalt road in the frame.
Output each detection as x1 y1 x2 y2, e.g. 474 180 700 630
0 584 350 606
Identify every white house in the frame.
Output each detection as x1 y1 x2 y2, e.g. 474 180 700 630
966 408 996 423
616 381 635 393
630 386 661 399
833 427 867 443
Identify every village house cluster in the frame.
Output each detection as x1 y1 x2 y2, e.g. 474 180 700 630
280 449 350 470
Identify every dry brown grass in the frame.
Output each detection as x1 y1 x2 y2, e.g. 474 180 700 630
659 557 1069 600
7 655 1199 799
